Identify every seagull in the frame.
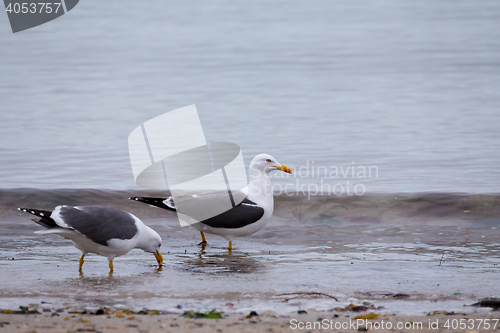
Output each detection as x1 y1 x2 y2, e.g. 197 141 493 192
18 205 163 272
130 153 292 252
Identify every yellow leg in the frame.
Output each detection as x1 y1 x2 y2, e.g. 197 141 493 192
108 260 114 272
198 231 208 245
79 254 85 272
228 241 232 255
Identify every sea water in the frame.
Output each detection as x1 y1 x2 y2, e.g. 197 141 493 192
0 0 499 315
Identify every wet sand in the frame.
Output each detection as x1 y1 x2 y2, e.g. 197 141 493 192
1 309 499 333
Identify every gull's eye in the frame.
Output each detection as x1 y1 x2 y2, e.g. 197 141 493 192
266 159 272 163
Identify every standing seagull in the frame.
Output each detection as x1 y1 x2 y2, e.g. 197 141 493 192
130 154 292 252
18 205 163 272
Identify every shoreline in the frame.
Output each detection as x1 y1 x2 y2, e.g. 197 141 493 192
1 308 498 333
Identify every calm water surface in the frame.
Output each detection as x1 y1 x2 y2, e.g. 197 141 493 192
0 0 499 192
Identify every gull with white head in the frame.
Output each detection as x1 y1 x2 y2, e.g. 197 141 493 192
130 154 292 252
18 205 163 273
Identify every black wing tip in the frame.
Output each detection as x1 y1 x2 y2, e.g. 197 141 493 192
129 196 161 203
18 208 50 218
19 208 57 228
129 196 176 211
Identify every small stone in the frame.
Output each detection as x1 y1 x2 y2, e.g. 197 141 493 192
246 311 259 318
297 310 307 314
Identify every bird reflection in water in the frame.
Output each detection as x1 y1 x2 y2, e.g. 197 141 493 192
185 245 262 274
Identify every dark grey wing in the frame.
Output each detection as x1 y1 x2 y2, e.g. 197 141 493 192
198 198 265 229
51 205 138 246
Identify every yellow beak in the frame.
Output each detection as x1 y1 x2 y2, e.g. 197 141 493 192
154 251 163 266
275 164 292 174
